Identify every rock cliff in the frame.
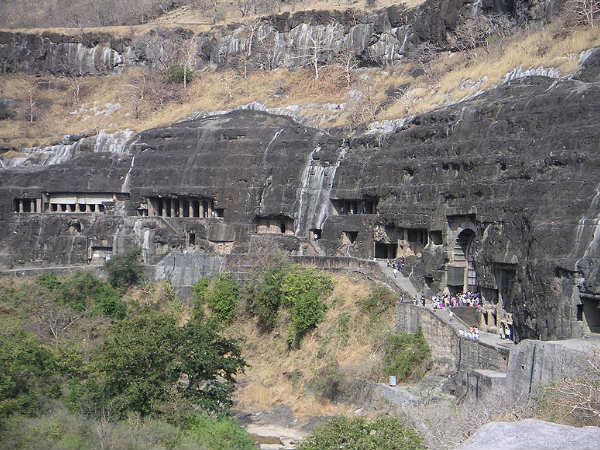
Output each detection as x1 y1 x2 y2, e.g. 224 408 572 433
0 0 562 75
2 53 600 342
2 25 600 345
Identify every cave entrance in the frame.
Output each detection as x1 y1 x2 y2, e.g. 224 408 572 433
456 229 477 292
310 228 322 240
582 298 600 333
375 242 397 259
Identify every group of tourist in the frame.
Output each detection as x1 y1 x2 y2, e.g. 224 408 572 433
431 291 481 309
387 257 407 278
412 291 482 309
460 327 481 340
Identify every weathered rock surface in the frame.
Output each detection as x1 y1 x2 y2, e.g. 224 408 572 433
1 65 600 343
454 419 600 450
0 0 562 75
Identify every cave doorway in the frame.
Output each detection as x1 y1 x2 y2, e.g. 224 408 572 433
582 298 600 333
456 229 477 292
375 242 397 259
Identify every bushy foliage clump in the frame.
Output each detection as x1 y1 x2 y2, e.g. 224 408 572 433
357 285 396 318
298 416 423 450
245 262 333 348
193 274 240 324
167 62 193 85
1 407 254 450
70 310 246 418
37 271 125 319
104 248 144 290
0 330 59 422
383 329 431 381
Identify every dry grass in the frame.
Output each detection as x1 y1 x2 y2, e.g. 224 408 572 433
2 20 599 150
150 0 426 27
1 0 425 36
378 23 600 121
226 272 394 421
0 66 352 149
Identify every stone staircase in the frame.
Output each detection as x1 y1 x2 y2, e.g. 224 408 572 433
375 260 418 298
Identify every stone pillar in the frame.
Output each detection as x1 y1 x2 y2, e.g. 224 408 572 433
200 201 205 218
86 204 91 213
179 199 184 218
207 200 212 218
18 200 23 213
189 201 194 218
147 199 153 216
30 200 35 212
35 199 42 213
171 199 176 218
161 199 167 218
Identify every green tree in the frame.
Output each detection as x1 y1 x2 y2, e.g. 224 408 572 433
88 311 246 418
245 263 289 333
298 416 423 450
178 413 255 450
60 272 125 319
281 267 333 348
288 289 327 349
280 267 333 308
205 274 240 324
383 329 431 381
104 248 144 290
0 330 58 422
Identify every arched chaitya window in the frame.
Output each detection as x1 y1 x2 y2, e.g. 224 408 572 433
456 229 477 292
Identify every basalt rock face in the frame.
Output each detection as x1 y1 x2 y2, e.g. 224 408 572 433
0 0 561 75
1 70 600 342
0 31 130 74
330 74 600 341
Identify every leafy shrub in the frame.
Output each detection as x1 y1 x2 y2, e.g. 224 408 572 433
245 264 333 348
0 330 58 421
205 274 240 324
288 289 327 349
280 267 333 308
297 416 423 450
191 277 210 321
383 329 431 381
357 285 396 318
166 62 193 85
36 272 125 319
177 413 255 450
0 408 180 450
281 267 333 348
81 310 246 418
310 362 346 402
245 263 289 333
104 249 144 290
192 277 210 304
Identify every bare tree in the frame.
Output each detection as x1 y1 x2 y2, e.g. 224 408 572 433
545 349 600 424
122 71 148 120
182 35 198 89
565 0 600 27
335 48 359 88
237 0 255 17
348 81 378 128
219 72 239 102
58 62 85 106
454 14 512 58
29 294 86 347
289 25 337 80
25 85 40 123
412 41 440 81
